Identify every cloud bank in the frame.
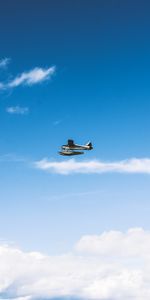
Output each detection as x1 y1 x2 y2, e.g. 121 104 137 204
35 157 150 175
0 66 56 89
0 228 150 300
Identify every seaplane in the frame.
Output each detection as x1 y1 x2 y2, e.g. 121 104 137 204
59 139 93 156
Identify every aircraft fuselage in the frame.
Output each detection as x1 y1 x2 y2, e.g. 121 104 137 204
62 144 92 151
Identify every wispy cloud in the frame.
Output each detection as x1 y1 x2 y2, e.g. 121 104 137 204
0 153 27 163
0 82 4 89
35 157 150 175
0 57 10 69
0 228 150 300
6 106 29 115
0 66 56 90
53 119 62 126
8 66 56 87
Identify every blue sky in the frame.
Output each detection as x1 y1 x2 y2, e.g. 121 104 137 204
1 1 150 299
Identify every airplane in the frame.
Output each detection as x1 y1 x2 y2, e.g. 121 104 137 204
61 139 93 151
58 139 93 156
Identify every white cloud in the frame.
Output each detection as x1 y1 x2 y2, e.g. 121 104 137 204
8 66 55 87
34 157 150 175
0 228 150 300
0 66 56 89
75 228 150 257
6 106 29 115
0 57 10 69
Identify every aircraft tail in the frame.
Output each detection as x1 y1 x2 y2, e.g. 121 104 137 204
86 141 93 149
